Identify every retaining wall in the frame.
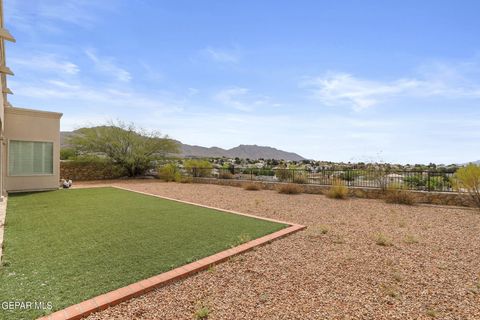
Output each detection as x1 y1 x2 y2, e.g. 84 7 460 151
192 177 474 207
60 161 127 181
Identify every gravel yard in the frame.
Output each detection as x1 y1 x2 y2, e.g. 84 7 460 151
82 180 480 320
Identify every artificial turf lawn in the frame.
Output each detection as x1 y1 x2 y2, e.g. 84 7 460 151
0 187 286 319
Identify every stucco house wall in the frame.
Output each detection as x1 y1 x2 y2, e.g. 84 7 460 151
3 107 62 192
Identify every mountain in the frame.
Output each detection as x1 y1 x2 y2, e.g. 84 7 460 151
179 143 305 161
61 131 306 161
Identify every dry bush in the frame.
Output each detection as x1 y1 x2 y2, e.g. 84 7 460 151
243 183 261 191
292 172 308 184
375 233 393 246
277 183 302 194
384 184 416 205
326 179 348 199
218 171 234 179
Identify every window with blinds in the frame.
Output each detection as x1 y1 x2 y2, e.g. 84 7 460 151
8 141 54 176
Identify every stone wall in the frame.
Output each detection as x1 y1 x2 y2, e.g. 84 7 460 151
192 177 475 208
60 161 127 181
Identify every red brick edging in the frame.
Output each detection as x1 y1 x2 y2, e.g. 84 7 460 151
38 186 305 320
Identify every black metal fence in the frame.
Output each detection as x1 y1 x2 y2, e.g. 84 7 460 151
187 167 457 192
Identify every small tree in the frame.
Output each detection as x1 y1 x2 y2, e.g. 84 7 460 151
184 159 212 177
68 122 179 177
452 164 480 208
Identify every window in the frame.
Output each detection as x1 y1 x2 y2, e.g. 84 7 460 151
8 141 54 176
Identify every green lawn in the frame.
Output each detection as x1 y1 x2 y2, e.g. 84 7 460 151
0 187 286 319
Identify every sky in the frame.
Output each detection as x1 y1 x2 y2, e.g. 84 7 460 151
4 0 480 164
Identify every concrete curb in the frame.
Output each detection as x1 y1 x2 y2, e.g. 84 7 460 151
37 187 305 320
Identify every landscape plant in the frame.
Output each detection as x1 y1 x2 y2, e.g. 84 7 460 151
67 122 179 177
218 171 234 179
243 183 261 191
384 184 416 205
326 179 348 199
452 163 480 208
277 183 302 194
158 163 181 182
184 159 213 177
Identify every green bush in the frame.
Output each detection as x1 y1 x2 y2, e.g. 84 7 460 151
184 159 212 177
339 170 361 182
452 164 480 208
275 168 292 182
158 163 181 182
60 147 77 160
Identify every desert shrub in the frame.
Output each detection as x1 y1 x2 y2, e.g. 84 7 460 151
275 168 293 182
326 179 348 199
218 171 234 179
405 174 452 191
339 170 361 182
277 183 302 194
403 175 426 189
60 147 77 160
375 233 393 246
194 305 210 320
184 159 212 177
158 163 181 182
384 184 416 205
243 183 261 191
452 164 480 208
292 172 308 184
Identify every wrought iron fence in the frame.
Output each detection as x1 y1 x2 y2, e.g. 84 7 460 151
187 167 457 192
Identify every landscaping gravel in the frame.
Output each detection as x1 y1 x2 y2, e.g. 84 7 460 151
82 180 480 320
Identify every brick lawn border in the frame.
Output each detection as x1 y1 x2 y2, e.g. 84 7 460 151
37 186 305 320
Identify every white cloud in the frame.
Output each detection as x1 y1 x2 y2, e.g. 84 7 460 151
214 87 250 111
303 72 425 111
85 49 132 82
5 0 121 31
9 78 183 115
304 65 480 111
213 87 277 112
10 54 80 75
201 46 240 63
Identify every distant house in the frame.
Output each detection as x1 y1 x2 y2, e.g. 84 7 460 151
0 1 62 197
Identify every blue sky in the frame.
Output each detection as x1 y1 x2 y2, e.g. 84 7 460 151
4 0 480 164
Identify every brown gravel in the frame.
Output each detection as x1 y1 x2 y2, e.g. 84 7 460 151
80 180 480 320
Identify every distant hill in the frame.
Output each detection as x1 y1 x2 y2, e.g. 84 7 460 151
61 131 306 161
179 143 305 161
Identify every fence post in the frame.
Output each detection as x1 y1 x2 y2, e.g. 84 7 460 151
250 168 253 180
292 169 295 183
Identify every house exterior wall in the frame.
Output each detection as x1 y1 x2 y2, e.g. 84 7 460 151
3 107 62 192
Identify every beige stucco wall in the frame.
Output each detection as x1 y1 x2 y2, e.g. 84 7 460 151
3 107 62 192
